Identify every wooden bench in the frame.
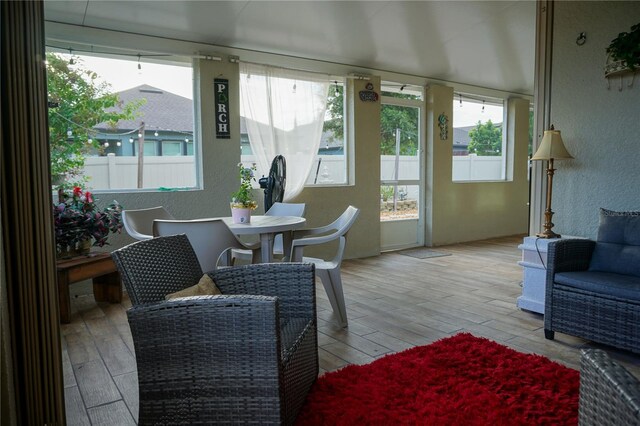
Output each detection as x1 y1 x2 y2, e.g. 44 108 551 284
56 252 122 323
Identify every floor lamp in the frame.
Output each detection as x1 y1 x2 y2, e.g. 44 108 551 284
531 126 574 239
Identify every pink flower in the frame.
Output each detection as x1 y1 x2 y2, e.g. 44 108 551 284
85 191 93 203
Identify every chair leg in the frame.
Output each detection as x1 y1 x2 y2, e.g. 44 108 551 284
317 268 348 327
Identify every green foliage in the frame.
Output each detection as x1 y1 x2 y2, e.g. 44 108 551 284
323 86 419 156
380 104 419 155
231 163 258 209
607 23 640 70
323 84 344 143
46 53 143 185
467 120 503 156
380 185 394 201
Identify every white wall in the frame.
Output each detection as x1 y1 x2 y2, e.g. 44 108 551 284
427 86 530 246
550 1 640 238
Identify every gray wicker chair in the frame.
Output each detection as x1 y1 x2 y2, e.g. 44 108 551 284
544 239 640 353
579 349 640 425
112 235 319 424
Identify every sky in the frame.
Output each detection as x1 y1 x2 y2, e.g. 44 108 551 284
64 53 502 127
70 53 194 99
453 101 503 128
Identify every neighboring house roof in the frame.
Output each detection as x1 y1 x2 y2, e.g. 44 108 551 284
453 123 502 148
453 126 473 148
95 84 193 132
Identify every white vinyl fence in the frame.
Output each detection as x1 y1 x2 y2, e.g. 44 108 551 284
81 153 505 190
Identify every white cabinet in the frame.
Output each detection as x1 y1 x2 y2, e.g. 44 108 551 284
516 236 559 314
517 236 584 314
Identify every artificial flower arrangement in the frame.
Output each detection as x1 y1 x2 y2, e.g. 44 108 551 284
230 163 258 210
53 186 123 256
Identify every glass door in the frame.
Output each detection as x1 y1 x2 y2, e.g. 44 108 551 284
380 83 424 250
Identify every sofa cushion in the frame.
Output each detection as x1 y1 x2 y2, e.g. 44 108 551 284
596 208 640 245
588 209 640 278
555 271 640 302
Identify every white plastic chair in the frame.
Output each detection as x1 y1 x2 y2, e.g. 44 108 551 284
289 205 359 327
153 218 260 273
122 206 174 240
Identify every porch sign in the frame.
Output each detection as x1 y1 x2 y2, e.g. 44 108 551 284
214 78 230 139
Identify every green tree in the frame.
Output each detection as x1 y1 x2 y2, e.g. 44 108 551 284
467 120 503 156
323 86 419 155
46 53 143 185
323 84 344 143
380 103 418 155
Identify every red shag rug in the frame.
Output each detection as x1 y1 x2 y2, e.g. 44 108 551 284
297 333 579 425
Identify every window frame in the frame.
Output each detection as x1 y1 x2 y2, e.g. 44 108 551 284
45 47 200 193
451 94 509 183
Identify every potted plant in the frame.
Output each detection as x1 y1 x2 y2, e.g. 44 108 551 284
605 22 640 76
53 186 123 258
230 163 258 223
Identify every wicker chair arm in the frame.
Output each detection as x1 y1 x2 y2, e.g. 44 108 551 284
208 263 316 320
579 349 640 425
547 239 596 274
128 295 282 369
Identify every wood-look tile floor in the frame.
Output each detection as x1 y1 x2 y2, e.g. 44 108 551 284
62 235 640 425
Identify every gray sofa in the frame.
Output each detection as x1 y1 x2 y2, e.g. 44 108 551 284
544 209 640 353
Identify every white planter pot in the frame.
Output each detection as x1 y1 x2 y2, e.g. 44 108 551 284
231 207 252 224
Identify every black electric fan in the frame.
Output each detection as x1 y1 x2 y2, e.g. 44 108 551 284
258 155 286 212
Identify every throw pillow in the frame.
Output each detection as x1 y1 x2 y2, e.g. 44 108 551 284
596 208 640 245
165 274 221 300
589 208 640 278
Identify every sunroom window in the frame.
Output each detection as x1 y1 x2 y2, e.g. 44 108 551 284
239 67 346 192
46 49 197 191
452 94 506 182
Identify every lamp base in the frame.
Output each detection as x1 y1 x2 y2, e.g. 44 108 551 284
536 230 561 239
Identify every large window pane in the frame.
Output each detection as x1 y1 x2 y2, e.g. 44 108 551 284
452 95 505 181
240 78 346 186
46 50 197 190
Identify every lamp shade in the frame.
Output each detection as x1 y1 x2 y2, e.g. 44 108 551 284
531 129 573 161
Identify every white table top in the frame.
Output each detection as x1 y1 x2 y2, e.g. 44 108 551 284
222 215 306 235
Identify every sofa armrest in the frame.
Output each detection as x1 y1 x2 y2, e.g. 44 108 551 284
547 239 596 274
579 349 640 426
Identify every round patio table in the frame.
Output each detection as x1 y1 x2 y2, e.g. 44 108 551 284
223 215 306 263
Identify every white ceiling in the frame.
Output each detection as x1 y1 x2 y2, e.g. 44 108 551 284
44 0 537 95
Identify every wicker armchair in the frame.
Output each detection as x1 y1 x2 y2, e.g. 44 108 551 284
112 235 319 424
544 239 640 353
579 349 640 425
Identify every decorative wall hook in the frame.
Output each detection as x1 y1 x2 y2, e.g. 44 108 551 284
576 32 586 46
438 113 449 141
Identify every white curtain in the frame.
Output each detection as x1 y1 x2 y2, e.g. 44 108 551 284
239 62 330 200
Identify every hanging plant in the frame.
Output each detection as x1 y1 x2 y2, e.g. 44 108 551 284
606 22 640 71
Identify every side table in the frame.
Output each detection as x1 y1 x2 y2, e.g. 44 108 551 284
516 235 582 314
56 252 122 323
